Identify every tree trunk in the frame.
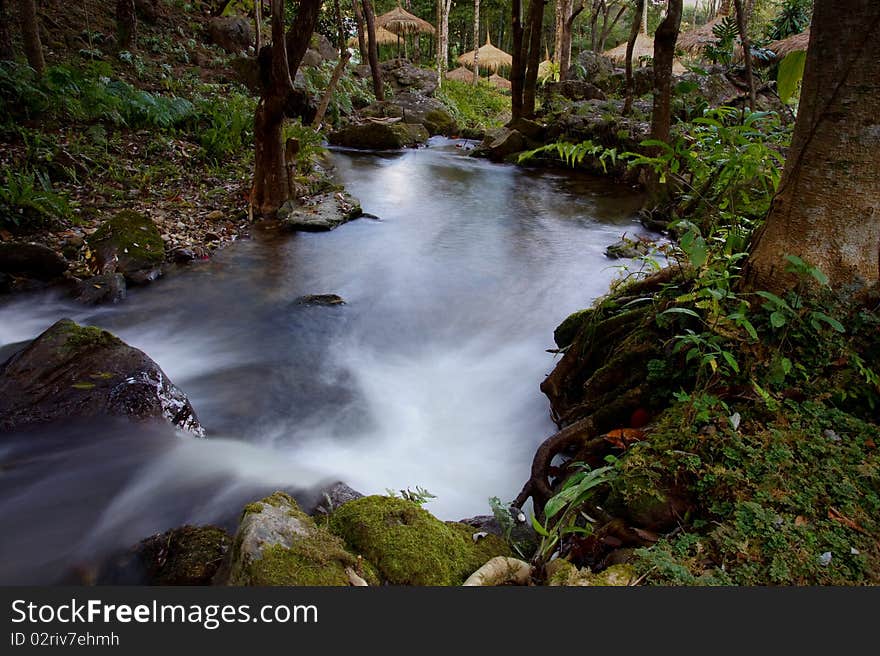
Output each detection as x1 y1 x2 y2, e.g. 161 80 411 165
555 0 571 63
522 0 546 117
353 0 368 63
0 0 14 61
472 0 480 84
254 0 262 53
558 0 584 80
733 0 755 111
622 0 643 115
650 0 682 145
17 0 45 75
360 0 384 100
511 0 524 119
252 0 322 218
116 0 137 51
744 0 880 295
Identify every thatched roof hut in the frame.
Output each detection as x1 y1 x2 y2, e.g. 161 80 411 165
445 66 474 82
604 32 656 64
347 26 398 48
678 17 725 55
457 36 513 72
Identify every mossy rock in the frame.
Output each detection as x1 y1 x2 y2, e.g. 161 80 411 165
87 210 165 283
328 495 513 586
554 308 593 349
423 108 457 136
98 525 231 585
546 560 636 586
328 121 429 150
218 492 375 586
0 318 203 434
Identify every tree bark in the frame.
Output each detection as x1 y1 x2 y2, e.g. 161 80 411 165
622 0 644 116
361 0 384 100
732 0 755 111
17 0 45 75
0 0 14 61
557 0 584 80
252 0 322 218
650 0 683 145
116 0 137 51
254 0 262 53
472 0 480 84
511 0 525 119
744 0 880 295
522 0 546 117
353 0 368 63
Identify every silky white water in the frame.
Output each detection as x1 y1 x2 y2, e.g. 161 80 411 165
0 138 650 583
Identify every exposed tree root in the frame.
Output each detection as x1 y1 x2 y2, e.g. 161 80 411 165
462 557 533 586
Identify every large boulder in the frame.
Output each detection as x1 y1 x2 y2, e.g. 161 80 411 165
541 80 607 102
0 242 68 281
328 120 429 150
567 50 617 89
356 59 439 96
472 126 531 163
362 92 458 136
97 525 231 585
278 190 363 231
327 495 512 586
207 16 253 54
0 319 203 435
215 492 373 586
87 211 165 284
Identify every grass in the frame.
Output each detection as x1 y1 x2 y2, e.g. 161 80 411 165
436 79 511 137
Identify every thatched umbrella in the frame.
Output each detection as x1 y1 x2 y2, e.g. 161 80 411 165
489 73 511 91
445 66 474 82
604 32 655 65
538 58 554 81
347 27 398 49
376 5 436 58
678 17 724 55
457 35 513 73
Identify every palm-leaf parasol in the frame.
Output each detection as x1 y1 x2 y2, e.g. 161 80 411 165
445 66 474 82
376 5 435 58
347 26 398 48
767 29 810 60
489 73 511 90
457 35 513 73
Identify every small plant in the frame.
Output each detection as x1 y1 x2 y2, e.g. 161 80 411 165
0 167 73 230
386 486 436 506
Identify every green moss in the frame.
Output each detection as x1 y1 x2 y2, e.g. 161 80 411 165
53 319 122 352
143 525 231 585
87 210 164 267
262 491 295 508
71 382 96 390
554 308 592 349
328 496 512 586
241 502 263 516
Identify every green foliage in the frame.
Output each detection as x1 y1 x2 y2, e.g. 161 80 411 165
518 139 619 173
385 486 436 506
767 0 813 40
0 167 73 230
191 91 255 161
301 61 372 126
0 62 195 129
435 79 510 136
777 50 806 104
704 15 740 66
531 461 616 565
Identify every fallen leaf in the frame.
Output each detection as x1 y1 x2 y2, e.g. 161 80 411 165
603 428 646 450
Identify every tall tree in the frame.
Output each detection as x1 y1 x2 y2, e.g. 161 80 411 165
622 0 644 115
361 0 384 100
252 0 322 217
352 0 368 63
744 0 880 295
732 0 755 111
555 0 585 80
522 0 547 117
436 0 452 87
0 0 14 61
650 0 683 146
510 0 524 119
17 0 45 75
116 0 137 51
472 0 480 84
589 0 626 52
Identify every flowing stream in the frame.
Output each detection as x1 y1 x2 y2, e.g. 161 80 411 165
0 138 649 583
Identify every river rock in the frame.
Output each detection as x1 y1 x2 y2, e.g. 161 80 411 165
356 59 438 96
472 126 532 163
278 191 363 231
328 120 429 150
542 80 607 102
605 236 655 259
207 16 253 53
86 210 165 284
0 242 68 281
567 50 617 87
0 319 203 435
72 273 127 305
458 514 539 556
327 495 512 585
545 560 636 586
215 492 370 586
296 294 345 306
97 525 231 585
308 481 364 515
362 92 458 136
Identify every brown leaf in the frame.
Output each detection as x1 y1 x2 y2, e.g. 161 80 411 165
794 515 808 527
828 507 869 536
